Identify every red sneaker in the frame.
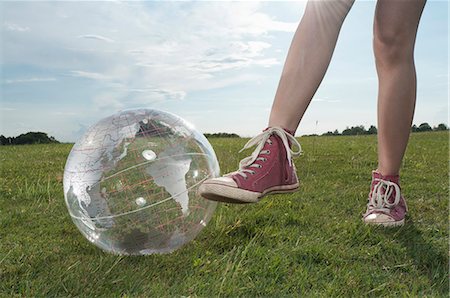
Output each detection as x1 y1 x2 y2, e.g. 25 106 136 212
363 171 408 227
199 127 302 203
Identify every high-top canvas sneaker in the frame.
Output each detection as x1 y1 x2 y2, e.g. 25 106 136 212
199 127 302 204
363 171 408 227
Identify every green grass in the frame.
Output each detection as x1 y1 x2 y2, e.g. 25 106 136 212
0 132 448 297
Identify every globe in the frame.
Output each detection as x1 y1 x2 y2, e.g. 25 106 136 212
63 109 220 255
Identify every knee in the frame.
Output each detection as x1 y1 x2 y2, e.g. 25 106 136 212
373 25 415 67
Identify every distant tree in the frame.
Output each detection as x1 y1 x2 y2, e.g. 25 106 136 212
342 125 367 136
342 127 351 136
367 125 377 134
322 129 341 136
433 123 448 131
321 122 443 136
354 125 367 135
418 123 432 132
204 132 240 138
0 132 59 145
0 135 8 145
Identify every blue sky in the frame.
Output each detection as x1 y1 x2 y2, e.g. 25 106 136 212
0 1 448 142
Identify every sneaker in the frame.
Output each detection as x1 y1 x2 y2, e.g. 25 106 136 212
363 170 408 227
199 127 302 204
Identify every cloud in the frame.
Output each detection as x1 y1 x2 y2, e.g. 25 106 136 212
77 34 115 43
92 92 125 111
0 107 16 111
2 2 295 94
128 88 186 100
1 1 299 122
3 21 29 32
69 71 110 81
5 77 56 84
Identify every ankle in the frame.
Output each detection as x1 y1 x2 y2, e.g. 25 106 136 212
267 122 297 136
265 126 296 137
375 167 399 177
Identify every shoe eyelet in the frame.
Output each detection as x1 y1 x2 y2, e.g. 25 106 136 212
250 171 256 175
266 150 271 154
258 164 263 168
243 176 248 180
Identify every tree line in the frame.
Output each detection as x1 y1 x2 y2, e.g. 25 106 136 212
204 132 240 138
0 132 59 145
1 122 447 145
321 122 448 137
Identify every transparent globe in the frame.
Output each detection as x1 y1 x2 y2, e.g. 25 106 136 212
63 109 219 255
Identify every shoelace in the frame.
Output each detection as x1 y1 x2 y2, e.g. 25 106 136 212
367 178 401 213
232 127 302 179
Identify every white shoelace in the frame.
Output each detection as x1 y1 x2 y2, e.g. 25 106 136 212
232 127 302 179
367 178 401 213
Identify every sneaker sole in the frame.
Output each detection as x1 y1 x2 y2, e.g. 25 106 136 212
364 218 405 227
198 182 299 204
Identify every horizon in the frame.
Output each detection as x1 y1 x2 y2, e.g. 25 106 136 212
1 1 448 142
0 121 445 141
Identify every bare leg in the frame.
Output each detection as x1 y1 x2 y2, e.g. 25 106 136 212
374 0 426 176
269 0 355 133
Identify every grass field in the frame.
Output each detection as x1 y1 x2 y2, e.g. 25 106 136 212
0 132 448 297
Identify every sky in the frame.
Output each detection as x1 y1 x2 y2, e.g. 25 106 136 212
0 0 448 142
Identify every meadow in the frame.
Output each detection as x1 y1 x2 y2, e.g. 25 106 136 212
0 132 448 297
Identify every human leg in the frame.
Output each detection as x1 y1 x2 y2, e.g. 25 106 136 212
374 0 426 176
200 0 354 203
364 0 426 226
269 0 354 133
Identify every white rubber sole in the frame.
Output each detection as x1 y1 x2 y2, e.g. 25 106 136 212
198 181 299 204
363 218 405 227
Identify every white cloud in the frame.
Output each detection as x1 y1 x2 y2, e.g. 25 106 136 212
128 88 186 100
92 92 125 111
3 21 29 32
0 1 302 139
5 77 56 84
2 1 296 109
69 71 110 81
77 34 115 43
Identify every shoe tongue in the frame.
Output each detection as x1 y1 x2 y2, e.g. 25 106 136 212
371 171 401 204
372 171 400 185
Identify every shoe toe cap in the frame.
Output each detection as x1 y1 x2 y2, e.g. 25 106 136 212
203 176 237 187
364 213 395 224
